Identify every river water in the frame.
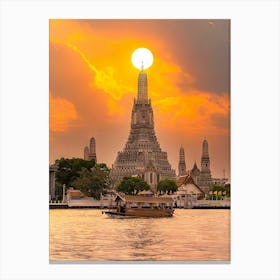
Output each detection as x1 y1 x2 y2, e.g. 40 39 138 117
49 209 230 262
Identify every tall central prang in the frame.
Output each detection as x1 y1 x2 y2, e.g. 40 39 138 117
111 66 176 189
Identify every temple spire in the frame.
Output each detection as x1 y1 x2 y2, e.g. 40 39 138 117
178 146 186 176
201 138 210 173
111 65 176 188
202 138 209 157
137 66 148 102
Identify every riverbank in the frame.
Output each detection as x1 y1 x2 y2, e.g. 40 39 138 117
49 204 230 209
50 195 230 209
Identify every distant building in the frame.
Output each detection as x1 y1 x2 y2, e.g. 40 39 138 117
198 138 212 191
178 146 187 176
176 174 205 199
49 163 58 201
111 67 176 190
175 174 205 208
178 138 212 193
84 137 97 162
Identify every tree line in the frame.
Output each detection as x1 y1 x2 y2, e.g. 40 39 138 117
53 157 178 200
209 183 230 197
116 176 177 195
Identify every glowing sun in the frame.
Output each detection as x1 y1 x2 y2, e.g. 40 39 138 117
131 48 154 70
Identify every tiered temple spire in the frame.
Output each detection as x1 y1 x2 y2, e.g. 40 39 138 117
199 138 212 192
84 137 97 162
137 67 148 102
178 146 187 176
111 69 176 189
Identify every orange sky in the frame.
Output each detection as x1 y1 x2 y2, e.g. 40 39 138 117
49 19 230 179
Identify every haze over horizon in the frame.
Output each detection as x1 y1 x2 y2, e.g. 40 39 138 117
49 19 230 179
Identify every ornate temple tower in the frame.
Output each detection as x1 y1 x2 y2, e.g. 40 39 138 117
178 146 187 176
198 138 212 192
111 68 176 189
84 137 97 162
201 139 210 172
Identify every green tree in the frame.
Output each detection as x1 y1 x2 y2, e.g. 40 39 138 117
209 184 225 193
116 176 150 195
55 157 95 188
72 164 111 200
224 183 230 197
157 179 178 194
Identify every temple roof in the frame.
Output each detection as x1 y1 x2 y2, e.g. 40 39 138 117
176 174 205 194
177 176 187 186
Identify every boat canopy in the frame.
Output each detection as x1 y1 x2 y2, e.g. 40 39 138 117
115 194 173 204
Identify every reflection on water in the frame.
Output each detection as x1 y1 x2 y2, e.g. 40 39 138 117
49 209 230 261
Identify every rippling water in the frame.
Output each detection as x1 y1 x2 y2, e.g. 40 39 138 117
49 209 230 261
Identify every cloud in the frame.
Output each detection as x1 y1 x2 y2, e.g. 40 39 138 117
49 19 230 137
49 94 78 132
153 91 230 135
49 19 230 178
50 39 133 102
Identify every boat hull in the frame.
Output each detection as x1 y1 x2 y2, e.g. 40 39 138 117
103 211 137 218
103 208 174 218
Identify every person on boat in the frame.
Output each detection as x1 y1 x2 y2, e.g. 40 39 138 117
120 205 126 213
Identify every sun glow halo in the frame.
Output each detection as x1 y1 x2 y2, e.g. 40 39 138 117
131 48 154 70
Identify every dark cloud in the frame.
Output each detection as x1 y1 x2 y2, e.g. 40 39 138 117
151 19 230 94
210 112 230 129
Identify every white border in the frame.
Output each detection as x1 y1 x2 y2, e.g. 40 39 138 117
1 0 279 279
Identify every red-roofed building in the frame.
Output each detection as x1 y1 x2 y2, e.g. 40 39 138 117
176 174 205 199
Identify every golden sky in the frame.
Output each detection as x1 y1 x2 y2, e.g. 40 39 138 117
49 19 230 179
